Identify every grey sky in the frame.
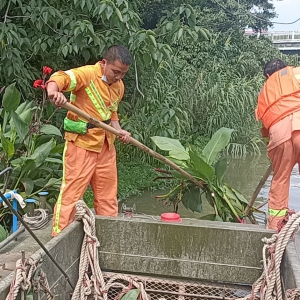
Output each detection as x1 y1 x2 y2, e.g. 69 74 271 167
270 0 300 31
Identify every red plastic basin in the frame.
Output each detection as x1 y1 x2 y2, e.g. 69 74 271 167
160 212 182 223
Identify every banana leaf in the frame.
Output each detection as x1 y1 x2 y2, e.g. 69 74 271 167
202 127 234 164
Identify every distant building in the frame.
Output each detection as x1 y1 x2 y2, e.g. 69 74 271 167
244 28 268 36
244 29 300 59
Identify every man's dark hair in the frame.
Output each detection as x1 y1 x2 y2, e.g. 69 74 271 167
103 45 132 65
263 59 287 78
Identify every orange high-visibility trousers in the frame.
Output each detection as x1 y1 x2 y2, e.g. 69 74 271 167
52 140 118 236
267 130 300 230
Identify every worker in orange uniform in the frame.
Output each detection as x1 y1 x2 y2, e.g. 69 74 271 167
256 58 300 230
46 45 132 237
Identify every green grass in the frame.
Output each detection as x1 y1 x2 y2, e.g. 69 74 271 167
83 159 174 208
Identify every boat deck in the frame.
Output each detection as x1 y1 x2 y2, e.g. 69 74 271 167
0 222 52 280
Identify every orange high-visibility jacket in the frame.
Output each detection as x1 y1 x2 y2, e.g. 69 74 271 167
255 66 300 130
48 62 125 152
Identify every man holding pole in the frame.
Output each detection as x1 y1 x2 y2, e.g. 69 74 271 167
256 59 300 230
46 45 132 237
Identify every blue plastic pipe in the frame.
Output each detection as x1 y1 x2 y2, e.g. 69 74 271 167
0 190 19 233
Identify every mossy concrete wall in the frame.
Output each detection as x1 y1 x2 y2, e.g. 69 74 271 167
95 216 273 285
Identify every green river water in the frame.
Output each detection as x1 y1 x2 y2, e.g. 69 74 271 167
119 153 300 224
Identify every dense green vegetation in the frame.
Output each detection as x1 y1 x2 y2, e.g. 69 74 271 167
0 0 299 231
151 128 256 222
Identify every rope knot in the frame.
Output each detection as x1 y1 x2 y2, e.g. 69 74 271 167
6 258 52 300
75 200 88 221
269 244 276 255
286 288 300 300
277 209 296 233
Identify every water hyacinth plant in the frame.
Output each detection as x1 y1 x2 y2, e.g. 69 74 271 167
152 127 256 223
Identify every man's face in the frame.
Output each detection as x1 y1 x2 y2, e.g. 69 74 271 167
101 59 129 84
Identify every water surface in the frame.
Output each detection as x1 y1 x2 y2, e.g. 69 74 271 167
120 154 300 223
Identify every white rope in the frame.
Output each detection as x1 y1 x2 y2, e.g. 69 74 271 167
5 258 53 300
237 211 300 300
22 208 49 230
286 289 300 300
2 191 26 209
72 200 151 300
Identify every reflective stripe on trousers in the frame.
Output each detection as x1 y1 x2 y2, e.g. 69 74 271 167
52 140 118 236
268 208 287 217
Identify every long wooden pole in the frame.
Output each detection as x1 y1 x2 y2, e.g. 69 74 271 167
62 103 204 189
244 164 273 216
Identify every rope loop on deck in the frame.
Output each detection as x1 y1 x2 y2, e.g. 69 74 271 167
22 208 49 230
238 211 300 300
72 200 151 300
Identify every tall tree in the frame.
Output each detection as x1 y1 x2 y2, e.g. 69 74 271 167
141 0 277 31
0 0 204 94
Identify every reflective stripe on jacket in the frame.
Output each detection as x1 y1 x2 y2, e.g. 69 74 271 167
48 62 125 152
255 66 300 130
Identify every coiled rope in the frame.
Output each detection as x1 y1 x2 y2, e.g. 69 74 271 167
72 200 150 300
5 258 53 300
22 209 50 230
238 211 300 300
